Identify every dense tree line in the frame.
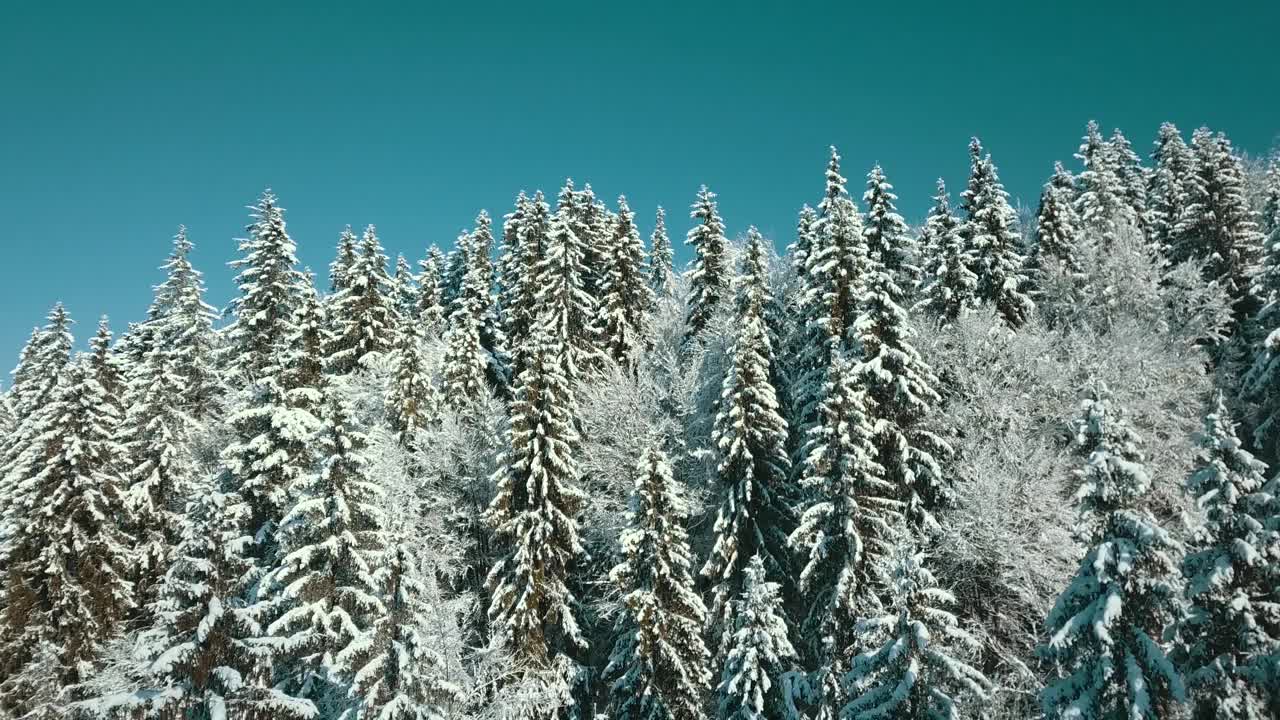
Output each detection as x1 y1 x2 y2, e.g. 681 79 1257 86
0 121 1278 719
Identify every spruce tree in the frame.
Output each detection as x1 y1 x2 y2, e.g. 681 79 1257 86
502 192 550 380
916 179 977 324
264 394 388 715
442 223 491 410
484 322 588 667
684 185 730 345
535 200 603 382
606 445 712 720
394 254 420 322
148 225 219 417
854 169 951 532
702 229 795 639
1032 162 1084 275
0 358 135 716
1150 123 1197 263
386 321 438 448
1039 389 1185 719
1109 127 1149 227
648 206 676 301
960 138 1035 328
327 224 398 374
839 541 989 720
330 225 360 294
715 555 797 720
417 246 448 338
1178 396 1280 719
1075 120 1136 249
598 195 653 365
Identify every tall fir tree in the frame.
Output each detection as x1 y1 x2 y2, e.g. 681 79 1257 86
148 225 220 417
535 199 603 383
442 220 493 410
330 225 361 294
1032 162 1084 276
684 185 730 346
715 555 798 720
1177 396 1280 719
960 138 1035 327
1039 389 1186 719
605 445 712 720
387 321 439 448
647 206 676 301
327 224 398 374
598 195 653 366
1075 120 1136 249
1150 123 1197 263
916 178 978 324
502 192 550 380
838 540 990 720
417 246 448 338
1109 127 1150 228
702 229 795 643
394 254 420 322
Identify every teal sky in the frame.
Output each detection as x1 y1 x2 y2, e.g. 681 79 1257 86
1 1 1276 366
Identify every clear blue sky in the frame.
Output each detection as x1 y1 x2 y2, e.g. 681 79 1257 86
1 1 1276 366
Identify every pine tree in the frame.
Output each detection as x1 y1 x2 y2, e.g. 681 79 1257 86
502 192 550 380
648 206 676 300
536 200 603 382
715 555 797 720
916 179 978 324
330 226 361 294
1032 162 1084 275
1176 128 1265 327
387 321 438 447
394 254 420 322
606 445 712 720
442 222 492 410
598 195 654 365
685 185 730 345
1178 396 1280 719
1109 127 1149 228
0 358 135 716
839 540 989 720
148 225 219 417
484 322 588 667
225 190 308 382
863 165 919 291
417 246 448 338
1150 123 1197 263
1039 389 1186 719
960 138 1035 327
702 229 795 640
788 353 900 718
264 394 388 714
327 224 398 374
1075 120 1137 249
854 169 951 533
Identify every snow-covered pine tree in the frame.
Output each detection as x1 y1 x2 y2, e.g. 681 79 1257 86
330 225 361 294
264 393 388 715
484 321 588 669
327 224 398 374
817 145 846 220
915 178 978 324
417 246 448 338
862 165 920 292
715 554 798 720
1031 162 1084 276
788 353 900 718
148 225 220 417
442 224 491 411
561 180 609 304
0 357 135 716
1075 120 1137 250
598 195 653 366
285 271 330 401
1039 388 1186 719
684 185 730 346
502 191 550 380
960 137 1035 328
387 320 438 447
87 317 125 415
536 197 604 383
1176 128 1265 328
1150 123 1197 263
1177 396 1280 719
605 445 712 720
1109 127 1150 229
788 204 820 300
224 190 308 382
702 228 795 643
854 168 951 533
440 248 467 313
647 206 676 301
838 540 989 720
394 254 420 322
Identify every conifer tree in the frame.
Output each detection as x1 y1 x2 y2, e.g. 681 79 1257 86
0 358 135 716
702 229 794 638
1176 128 1265 327
442 223 491 410
536 200 603 382
225 190 308 382
148 226 219 417
1032 162 1084 275
264 395 388 714
394 254 420 322
1075 120 1136 249
387 321 438 447
916 179 978 323
606 445 712 720
684 185 730 345
502 192 550 380
648 206 676 301
1039 389 1185 719
788 353 900 718
839 541 989 720
1150 123 1197 263
330 225 360 294
1177 396 1280 719
854 169 951 532
417 246 448 338
1109 127 1149 226
960 138 1035 327
598 195 654 365
327 224 398 374
863 165 919 290
484 322 588 667
715 555 797 720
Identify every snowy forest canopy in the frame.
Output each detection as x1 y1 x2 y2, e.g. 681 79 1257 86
1 120 1279 720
